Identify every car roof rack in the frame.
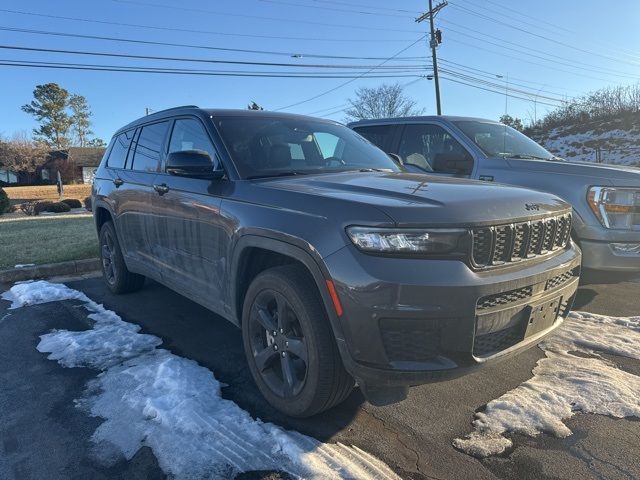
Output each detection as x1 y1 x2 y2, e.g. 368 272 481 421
150 105 199 114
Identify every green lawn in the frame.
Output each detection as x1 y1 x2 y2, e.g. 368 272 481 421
0 216 98 270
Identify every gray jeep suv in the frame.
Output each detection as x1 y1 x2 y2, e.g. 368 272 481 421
350 116 640 272
93 106 581 417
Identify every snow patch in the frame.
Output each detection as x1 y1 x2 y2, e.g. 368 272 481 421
454 311 640 457
4 280 400 480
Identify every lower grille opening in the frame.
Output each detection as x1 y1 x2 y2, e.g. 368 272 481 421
473 324 523 357
546 266 580 291
380 318 442 363
477 285 533 311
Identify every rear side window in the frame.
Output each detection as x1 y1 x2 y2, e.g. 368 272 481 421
131 121 170 172
106 130 134 169
352 125 395 151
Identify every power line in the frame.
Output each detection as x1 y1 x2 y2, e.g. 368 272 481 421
439 75 563 107
439 21 640 80
446 2 640 68
306 77 427 118
308 0 421 15
110 0 423 34
257 0 412 18
438 59 579 97
0 26 427 62
0 59 426 78
457 0 640 61
0 44 430 70
439 69 566 103
0 8 418 43
274 35 429 111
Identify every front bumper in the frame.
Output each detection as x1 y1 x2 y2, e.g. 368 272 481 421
580 239 640 271
324 243 581 389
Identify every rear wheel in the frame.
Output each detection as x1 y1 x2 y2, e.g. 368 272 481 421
242 265 354 417
99 221 145 294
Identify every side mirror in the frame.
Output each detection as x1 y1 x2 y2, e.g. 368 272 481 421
433 153 474 175
388 153 404 166
166 150 224 179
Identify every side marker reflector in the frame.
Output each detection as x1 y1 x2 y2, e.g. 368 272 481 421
325 280 343 317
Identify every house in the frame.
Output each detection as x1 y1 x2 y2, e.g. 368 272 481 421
40 147 106 184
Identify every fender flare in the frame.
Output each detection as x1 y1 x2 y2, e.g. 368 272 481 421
228 233 347 348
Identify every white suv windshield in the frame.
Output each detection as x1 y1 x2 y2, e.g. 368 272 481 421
455 121 556 161
213 116 400 179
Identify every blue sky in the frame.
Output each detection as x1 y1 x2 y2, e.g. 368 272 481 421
0 0 639 142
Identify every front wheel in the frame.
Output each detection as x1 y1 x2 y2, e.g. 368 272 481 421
99 221 145 294
242 265 354 417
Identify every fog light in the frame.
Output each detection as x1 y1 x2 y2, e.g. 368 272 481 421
611 243 640 256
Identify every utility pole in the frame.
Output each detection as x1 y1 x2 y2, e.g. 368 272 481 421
416 0 447 115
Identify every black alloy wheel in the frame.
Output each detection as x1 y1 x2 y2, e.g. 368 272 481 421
241 265 354 417
248 289 309 398
101 227 117 286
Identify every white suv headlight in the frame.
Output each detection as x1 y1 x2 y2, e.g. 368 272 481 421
346 227 467 254
587 187 640 230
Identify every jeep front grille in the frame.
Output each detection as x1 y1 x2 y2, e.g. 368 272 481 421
471 213 572 268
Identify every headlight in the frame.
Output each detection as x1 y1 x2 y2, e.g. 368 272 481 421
346 226 467 254
587 187 640 230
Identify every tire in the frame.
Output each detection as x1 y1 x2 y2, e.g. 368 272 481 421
241 265 354 417
99 221 145 294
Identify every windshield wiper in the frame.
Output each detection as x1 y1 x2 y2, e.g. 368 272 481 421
357 168 393 172
508 154 554 161
246 171 309 180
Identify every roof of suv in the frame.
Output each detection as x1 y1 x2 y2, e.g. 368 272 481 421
115 106 339 135
347 115 496 127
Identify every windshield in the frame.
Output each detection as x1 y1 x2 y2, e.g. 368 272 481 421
454 120 555 160
212 116 401 179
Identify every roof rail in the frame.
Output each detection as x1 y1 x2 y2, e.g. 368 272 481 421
149 105 199 114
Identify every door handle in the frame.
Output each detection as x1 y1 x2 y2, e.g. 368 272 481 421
479 175 494 182
153 183 170 195
113 177 124 187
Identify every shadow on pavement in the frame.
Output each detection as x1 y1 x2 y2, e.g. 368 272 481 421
68 277 365 444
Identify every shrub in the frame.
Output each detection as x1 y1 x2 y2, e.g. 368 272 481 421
45 202 72 213
61 198 82 209
19 201 37 216
34 201 54 215
0 187 9 215
84 196 92 211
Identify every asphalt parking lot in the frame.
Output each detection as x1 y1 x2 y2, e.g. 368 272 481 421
1 271 638 480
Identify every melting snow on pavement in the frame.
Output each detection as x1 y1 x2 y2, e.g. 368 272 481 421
453 311 640 458
2 281 400 480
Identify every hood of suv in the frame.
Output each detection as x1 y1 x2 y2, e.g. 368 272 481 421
256 171 569 226
503 158 640 187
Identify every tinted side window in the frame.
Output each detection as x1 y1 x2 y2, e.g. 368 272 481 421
168 118 217 165
398 124 470 173
352 125 395 151
131 121 169 172
106 130 134 169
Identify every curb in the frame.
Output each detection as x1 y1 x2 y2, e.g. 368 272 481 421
0 258 101 283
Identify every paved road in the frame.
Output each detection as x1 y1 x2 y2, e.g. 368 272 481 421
0 272 638 480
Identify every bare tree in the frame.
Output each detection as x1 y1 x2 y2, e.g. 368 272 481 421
344 83 425 121
0 132 49 175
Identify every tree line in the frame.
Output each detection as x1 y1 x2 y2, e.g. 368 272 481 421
1 83 105 178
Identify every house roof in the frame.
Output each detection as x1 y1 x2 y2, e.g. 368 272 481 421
46 147 106 167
